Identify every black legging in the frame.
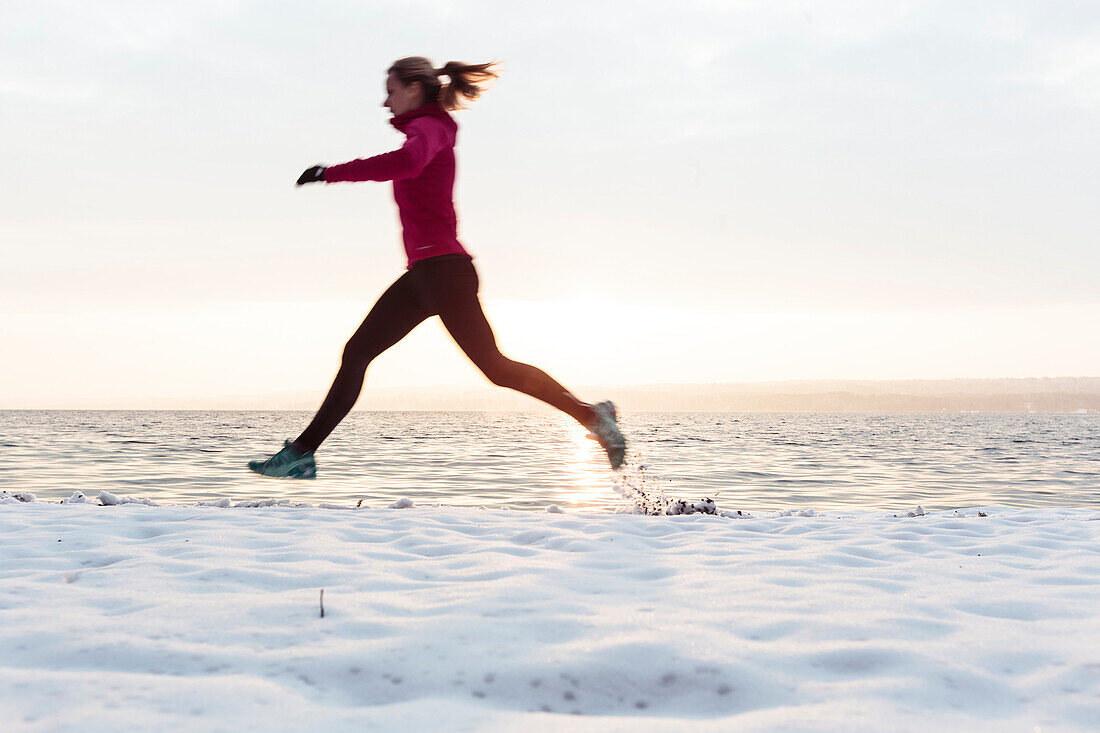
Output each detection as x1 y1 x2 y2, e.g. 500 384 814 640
294 254 596 452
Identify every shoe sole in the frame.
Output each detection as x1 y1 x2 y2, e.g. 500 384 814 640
592 402 626 470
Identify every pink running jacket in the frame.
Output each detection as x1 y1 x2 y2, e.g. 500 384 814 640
323 102 470 268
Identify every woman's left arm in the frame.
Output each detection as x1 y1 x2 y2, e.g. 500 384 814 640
322 119 449 183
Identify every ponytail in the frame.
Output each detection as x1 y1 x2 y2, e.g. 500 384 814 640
435 60 500 111
388 56 501 111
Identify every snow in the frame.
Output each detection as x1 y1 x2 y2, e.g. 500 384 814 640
1 497 1098 731
97 491 157 507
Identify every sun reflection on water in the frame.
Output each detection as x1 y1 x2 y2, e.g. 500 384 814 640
557 413 612 508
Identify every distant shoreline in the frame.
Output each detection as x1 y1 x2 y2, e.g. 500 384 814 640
3 377 1098 413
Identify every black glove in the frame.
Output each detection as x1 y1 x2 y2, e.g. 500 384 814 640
296 165 327 186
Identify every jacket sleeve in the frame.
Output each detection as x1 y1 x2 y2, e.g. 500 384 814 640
323 118 449 183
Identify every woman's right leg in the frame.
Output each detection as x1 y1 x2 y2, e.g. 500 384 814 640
293 272 429 453
430 259 597 428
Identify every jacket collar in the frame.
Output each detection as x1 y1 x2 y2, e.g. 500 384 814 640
389 101 452 131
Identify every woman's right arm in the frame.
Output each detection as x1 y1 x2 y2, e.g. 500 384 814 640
321 118 449 183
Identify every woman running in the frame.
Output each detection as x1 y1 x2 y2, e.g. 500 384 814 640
248 57 626 479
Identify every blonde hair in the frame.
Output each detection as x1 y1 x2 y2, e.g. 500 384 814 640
388 56 500 111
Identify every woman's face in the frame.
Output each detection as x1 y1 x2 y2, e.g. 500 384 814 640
384 72 424 116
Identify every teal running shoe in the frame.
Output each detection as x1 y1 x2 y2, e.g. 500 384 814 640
587 401 626 470
248 440 316 479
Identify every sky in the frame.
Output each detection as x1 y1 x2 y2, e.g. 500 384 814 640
2 0 1098 407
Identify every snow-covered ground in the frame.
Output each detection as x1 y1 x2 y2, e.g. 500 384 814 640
2 495 1098 731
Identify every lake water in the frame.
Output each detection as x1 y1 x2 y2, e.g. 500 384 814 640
1 411 1097 512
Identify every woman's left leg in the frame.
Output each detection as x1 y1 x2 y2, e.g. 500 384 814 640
434 261 596 428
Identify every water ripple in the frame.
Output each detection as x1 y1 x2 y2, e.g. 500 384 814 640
2 411 1098 512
